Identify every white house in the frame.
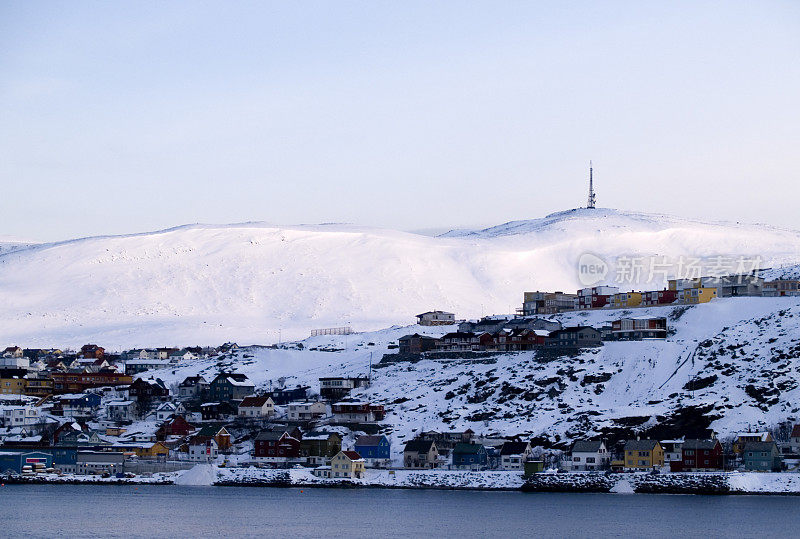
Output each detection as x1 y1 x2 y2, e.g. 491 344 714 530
499 441 533 471
0 404 40 428
105 400 138 422
287 401 327 421
660 439 685 463
188 437 218 462
156 401 186 421
168 349 197 363
238 396 275 418
570 440 609 471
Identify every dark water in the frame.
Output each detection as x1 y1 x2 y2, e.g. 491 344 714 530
2 485 799 538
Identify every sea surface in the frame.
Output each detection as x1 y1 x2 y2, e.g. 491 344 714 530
2 484 799 538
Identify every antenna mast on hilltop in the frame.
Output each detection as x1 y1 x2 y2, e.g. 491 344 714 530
586 161 596 209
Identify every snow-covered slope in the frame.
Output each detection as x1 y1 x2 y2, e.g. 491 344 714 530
140 296 800 457
1 208 799 348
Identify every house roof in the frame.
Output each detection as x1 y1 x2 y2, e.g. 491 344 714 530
404 439 434 452
737 432 771 441
197 425 227 437
624 439 660 451
499 441 530 456
453 442 484 454
340 450 363 460
255 430 285 441
682 439 720 450
743 441 777 452
239 396 273 408
355 435 386 447
572 440 604 453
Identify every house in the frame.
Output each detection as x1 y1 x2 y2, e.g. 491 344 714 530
238 395 275 419
105 400 138 422
743 441 782 471
2 346 24 358
403 439 439 469
709 274 764 297
253 430 301 460
671 439 723 472
789 424 800 454
660 439 684 464
124 358 172 375
300 431 342 464
763 279 800 297
623 439 664 470
195 425 232 451
0 375 26 395
209 373 255 402
154 401 186 421
268 385 311 405
733 432 773 454
319 377 370 401
168 349 197 362
577 286 619 309
156 416 195 439
436 332 493 352
79 344 105 359
287 401 327 421
416 311 455 326
330 450 365 479
499 441 533 471
0 404 40 428
134 441 170 459
570 440 609 471
452 443 488 470
545 326 602 349
641 289 679 306
610 292 642 309
188 436 218 462
177 376 209 399
679 286 717 304
417 429 474 454
330 399 385 423
200 401 237 421
518 291 577 315
56 393 102 419
611 317 668 340
397 334 439 355
354 435 391 467
127 378 170 404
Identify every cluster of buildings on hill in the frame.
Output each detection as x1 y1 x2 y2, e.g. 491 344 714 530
519 274 799 316
397 314 667 355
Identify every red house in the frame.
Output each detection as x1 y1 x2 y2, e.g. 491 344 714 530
80 344 105 359
157 416 195 439
641 289 679 306
670 439 723 471
254 430 301 459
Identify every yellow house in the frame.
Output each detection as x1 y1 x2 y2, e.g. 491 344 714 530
330 450 366 479
623 440 664 470
680 287 717 304
668 278 701 291
0 376 26 395
610 292 642 309
135 442 170 459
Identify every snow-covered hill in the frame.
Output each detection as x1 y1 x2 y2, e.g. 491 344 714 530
1 208 799 348
141 296 800 457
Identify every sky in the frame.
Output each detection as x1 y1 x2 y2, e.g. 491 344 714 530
1 1 799 242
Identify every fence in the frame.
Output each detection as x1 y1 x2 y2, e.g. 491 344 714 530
310 327 353 337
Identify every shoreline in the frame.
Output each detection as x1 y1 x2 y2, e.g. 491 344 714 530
7 468 800 496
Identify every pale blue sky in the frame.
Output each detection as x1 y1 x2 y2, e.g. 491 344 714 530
1 1 799 241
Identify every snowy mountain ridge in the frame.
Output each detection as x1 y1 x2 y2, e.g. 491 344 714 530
1 207 799 348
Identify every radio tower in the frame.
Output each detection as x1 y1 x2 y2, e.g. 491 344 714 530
586 161 596 209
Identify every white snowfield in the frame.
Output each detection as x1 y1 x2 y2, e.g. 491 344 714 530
1 208 800 348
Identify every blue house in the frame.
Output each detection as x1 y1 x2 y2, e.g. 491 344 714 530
451 442 488 470
354 435 390 464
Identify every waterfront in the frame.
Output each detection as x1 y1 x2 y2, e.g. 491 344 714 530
2 485 800 538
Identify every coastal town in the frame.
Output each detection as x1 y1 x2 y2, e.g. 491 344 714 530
1 270 800 492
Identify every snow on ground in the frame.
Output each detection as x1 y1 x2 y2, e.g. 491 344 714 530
1 208 800 348
175 464 218 486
